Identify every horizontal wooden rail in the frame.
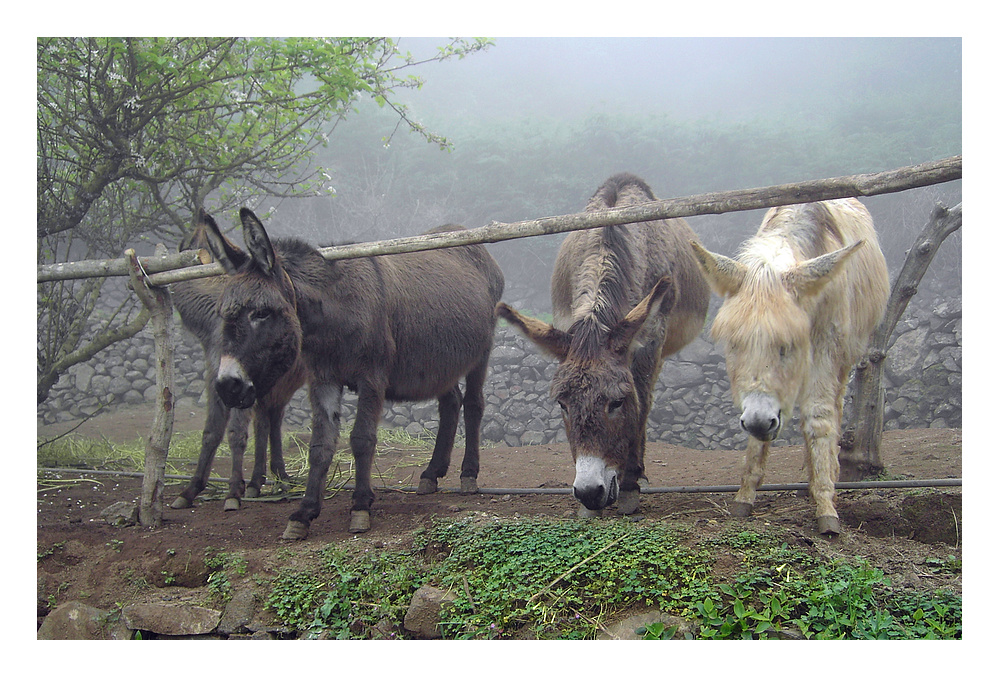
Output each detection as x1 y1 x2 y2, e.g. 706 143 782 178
37 248 211 283
37 155 962 286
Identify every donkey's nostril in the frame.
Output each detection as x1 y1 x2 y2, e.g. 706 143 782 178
217 375 255 409
740 402 782 442
217 355 255 409
573 485 606 511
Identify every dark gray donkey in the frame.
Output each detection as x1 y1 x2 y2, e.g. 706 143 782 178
200 208 504 538
169 215 306 512
497 173 709 516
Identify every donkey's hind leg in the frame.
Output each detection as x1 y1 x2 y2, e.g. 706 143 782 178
246 405 291 498
418 384 462 494
245 407 270 499
268 405 291 487
459 357 489 494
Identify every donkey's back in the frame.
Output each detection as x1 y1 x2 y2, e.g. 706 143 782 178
322 224 504 402
552 173 709 354
753 198 888 359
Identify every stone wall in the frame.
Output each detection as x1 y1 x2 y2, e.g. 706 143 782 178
38 292 961 450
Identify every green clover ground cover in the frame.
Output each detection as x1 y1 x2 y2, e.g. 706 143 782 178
264 517 960 640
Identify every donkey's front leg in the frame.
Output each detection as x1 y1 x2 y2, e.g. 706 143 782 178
732 437 771 517
283 383 342 540
172 381 230 510
223 406 251 511
347 383 386 533
802 413 842 535
800 366 847 535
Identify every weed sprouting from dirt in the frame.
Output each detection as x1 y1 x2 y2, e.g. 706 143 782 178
204 548 249 604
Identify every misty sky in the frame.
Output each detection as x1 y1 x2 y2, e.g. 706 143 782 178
397 37 961 128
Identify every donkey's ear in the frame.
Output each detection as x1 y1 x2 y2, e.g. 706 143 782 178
200 209 248 274
786 239 864 298
240 208 278 276
608 275 675 354
690 240 746 297
495 303 572 362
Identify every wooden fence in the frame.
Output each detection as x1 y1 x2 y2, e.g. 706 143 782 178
36 155 963 526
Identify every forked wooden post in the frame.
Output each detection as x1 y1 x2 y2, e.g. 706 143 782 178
125 246 177 527
839 203 963 480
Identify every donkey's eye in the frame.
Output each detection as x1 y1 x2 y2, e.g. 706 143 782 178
557 400 568 413
608 398 625 414
250 309 272 323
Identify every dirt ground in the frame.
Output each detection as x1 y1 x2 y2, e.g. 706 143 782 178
37 402 963 627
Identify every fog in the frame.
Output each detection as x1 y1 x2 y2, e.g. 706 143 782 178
255 37 961 311
398 37 960 127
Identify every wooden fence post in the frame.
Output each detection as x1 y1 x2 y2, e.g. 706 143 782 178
839 203 962 480
125 245 176 527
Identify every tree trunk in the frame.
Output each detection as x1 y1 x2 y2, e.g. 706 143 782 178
126 246 176 527
839 203 962 480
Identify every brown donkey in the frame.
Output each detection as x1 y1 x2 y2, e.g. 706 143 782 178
201 208 504 538
497 173 709 515
169 215 306 512
691 199 889 535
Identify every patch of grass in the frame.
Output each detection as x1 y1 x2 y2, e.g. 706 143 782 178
702 556 961 639
38 421 445 497
267 426 436 490
925 555 961 575
266 544 423 639
260 517 961 640
204 547 249 603
419 518 960 640
424 518 708 639
37 541 67 562
38 430 209 475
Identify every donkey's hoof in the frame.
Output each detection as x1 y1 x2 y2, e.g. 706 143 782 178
617 490 641 515
460 477 478 495
245 486 261 499
170 497 192 510
223 498 241 511
349 511 371 533
577 506 602 519
816 516 841 536
730 501 754 518
281 520 309 541
416 478 438 495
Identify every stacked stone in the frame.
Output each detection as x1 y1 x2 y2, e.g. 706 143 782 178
38 294 962 450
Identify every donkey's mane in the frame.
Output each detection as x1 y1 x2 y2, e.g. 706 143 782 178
567 174 655 360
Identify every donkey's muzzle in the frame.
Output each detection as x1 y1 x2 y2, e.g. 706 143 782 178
217 376 255 409
216 355 256 409
573 456 619 511
740 392 782 441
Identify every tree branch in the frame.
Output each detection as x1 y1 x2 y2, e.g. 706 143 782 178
839 202 963 480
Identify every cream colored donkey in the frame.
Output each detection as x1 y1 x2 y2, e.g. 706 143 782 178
691 199 889 535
